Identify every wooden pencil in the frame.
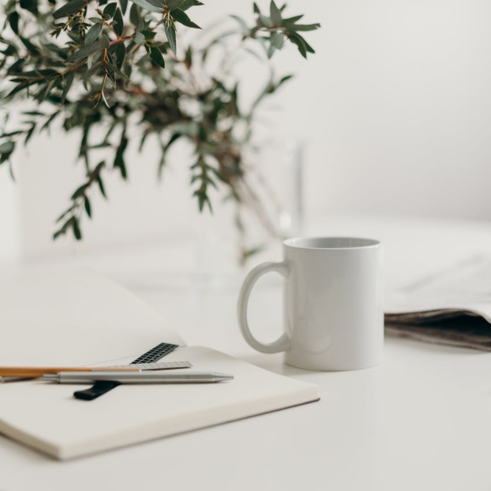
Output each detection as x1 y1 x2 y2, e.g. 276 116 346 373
0 366 140 378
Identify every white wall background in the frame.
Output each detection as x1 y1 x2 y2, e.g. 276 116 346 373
0 166 21 265
6 0 491 261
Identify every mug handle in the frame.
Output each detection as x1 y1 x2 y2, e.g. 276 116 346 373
237 261 291 354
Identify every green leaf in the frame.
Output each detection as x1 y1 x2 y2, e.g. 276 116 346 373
259 14 273 27
159 132 182 177
72 217 82 240
93 161 105 175
85 22 103 44
149 46 165 68
0 141 15 155
55 205 76 224
97 175 107 198
114 42 126 68
124 63 132 78
164 21 177 54
8 12 20 35
165 0 184 9
241 245 265 262
184 45 192 65
120 0 128 14
113 130 128 179
158 152 167 178
104 2 117 17
268 31 284 57
139 132 149 152
291 23 321 32
84 197 92 218
61 70 75 104
278 74 293 86
40 111 60 133
12 69 57 80
113 7 124 36
20 36 39 55
134 32 145 44
288 31 307 58
23 123 35 144
272 32 284 48
90 142 112 149
106 61 129 80
128 0 162 13
7 80 40 98
142 30 156 39
37 78 57 103
167 132 182 149
2 45 18 57
84 61 102 79
298 33 315 53
20 0 38 15
170 8 200 28
53 0 86 19
193 190 212 213
67 37 109 62
253 2 260 14
53 229 64 241
282 14 303 25
130 3 141 24
270 0 282 24
71 183 89 199
6 59 24 75
4 0 17 15
180 0 203 10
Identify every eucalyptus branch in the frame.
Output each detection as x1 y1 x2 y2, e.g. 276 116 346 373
0 0 320 247
53 160 107 240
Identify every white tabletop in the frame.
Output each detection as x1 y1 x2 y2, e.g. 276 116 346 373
1 214 491 491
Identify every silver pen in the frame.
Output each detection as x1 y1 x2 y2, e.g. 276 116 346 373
43 371 233 384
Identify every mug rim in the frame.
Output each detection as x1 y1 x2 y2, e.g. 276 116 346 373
283 236 381 251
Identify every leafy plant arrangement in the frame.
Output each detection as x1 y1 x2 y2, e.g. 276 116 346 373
0 0 319 258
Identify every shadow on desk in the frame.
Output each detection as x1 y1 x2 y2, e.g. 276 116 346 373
238 353 322 378
239 335 487 379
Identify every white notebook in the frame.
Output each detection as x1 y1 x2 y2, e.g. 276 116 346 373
0 270 319 460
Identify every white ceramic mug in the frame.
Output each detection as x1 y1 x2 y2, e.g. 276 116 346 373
237 237 384 371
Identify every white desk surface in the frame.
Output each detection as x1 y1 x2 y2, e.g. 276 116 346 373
1 214 491 491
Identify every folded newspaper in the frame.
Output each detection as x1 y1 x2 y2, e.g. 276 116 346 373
385 255 491 350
